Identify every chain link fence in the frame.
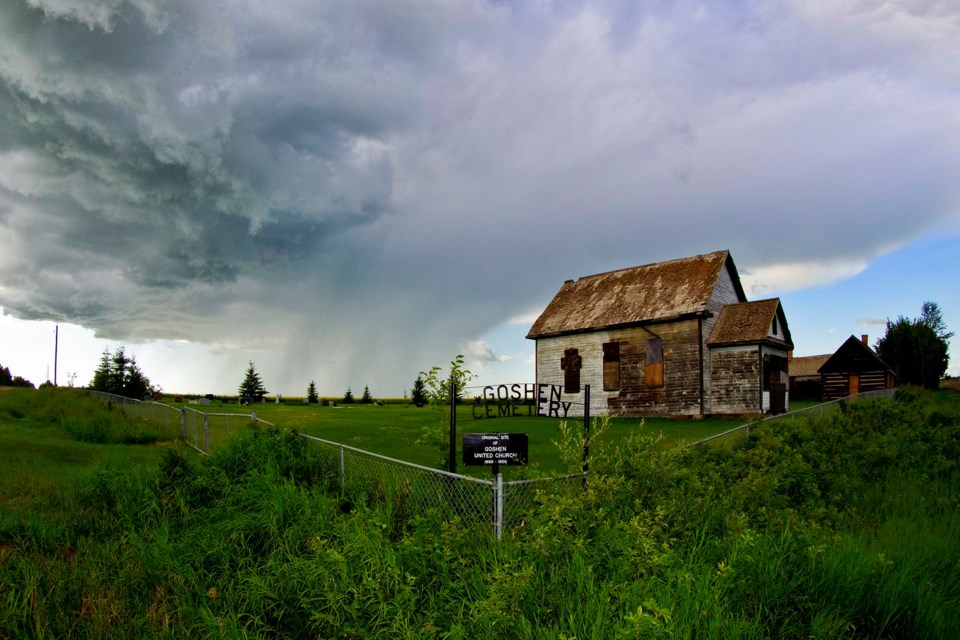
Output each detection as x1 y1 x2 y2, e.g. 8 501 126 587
299 435 583 537
86 390 580 538
687 388 897 449
87 390 273 454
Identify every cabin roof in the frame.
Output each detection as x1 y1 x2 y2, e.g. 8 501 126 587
527 250 743 339
789 354 831 378
818 335 894 375
706 298 793 349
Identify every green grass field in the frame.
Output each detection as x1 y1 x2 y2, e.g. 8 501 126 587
171 397 748 478
2 386 958 638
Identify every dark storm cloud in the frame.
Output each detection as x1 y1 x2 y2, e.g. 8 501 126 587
1 0 959 393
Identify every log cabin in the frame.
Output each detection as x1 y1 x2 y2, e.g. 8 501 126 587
818 334 896 401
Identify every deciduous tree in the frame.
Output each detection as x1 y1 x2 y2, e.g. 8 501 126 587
876 302 950 390
417 355 475 466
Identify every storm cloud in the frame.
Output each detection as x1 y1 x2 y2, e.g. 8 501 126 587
1 0 958 393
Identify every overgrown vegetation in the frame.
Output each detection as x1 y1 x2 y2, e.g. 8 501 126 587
1 387 958 638
417 355 475 463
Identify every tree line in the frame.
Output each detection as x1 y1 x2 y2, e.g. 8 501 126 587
0 363 34 388
88 347 157 400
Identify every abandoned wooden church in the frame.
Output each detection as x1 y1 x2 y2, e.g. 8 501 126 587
527 250 793 418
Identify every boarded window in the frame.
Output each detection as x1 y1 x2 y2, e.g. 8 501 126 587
603 342 620 390
645 338 664 388
560 348 582 394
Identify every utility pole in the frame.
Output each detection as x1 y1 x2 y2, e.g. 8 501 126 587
53 324 59 386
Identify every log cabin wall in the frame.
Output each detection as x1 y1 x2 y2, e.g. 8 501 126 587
822 370 890 401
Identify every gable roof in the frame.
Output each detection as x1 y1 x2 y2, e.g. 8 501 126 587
818 335 894 375
789 354 831 378
527 250 744 339
706 298 793 349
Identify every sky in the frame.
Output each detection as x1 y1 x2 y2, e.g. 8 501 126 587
1 0 958 397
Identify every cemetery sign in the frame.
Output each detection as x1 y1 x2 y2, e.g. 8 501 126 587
462 433 528 467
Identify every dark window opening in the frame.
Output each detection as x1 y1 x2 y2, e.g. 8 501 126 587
603 341 620 391
561 348 582 394
763 354 788 391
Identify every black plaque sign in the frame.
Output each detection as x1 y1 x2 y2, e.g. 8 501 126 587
462 433 528 467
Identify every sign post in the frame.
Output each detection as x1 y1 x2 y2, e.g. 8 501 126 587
463 433 528 539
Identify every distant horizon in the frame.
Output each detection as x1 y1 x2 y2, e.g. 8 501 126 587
1 2 958 397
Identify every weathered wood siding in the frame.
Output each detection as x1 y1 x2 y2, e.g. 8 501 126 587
701 264 746 413
608 319 704 417
535 320 705 417
709 346 761 414
535 329 623 417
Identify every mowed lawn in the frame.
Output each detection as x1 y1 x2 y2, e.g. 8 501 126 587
169 398 750 478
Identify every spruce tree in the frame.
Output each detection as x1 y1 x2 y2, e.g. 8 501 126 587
124 356 153 400
411 375 427 406
110 347 130 395
342 387 354 404
307 380 319 403
90 347 154 398
90 349 113 392
360 385 373 404
238 361 268 401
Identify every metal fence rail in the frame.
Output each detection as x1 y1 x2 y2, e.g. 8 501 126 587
87 390 273 454
687 388 897 448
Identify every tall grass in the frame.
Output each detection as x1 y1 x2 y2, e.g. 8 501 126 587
1 387 958 638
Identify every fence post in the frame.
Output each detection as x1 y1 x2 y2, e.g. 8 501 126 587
180 407 187 440
339 445 346 486
582 384 591 491
448 377 457 474
494 472 503 540
203 414 210 453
